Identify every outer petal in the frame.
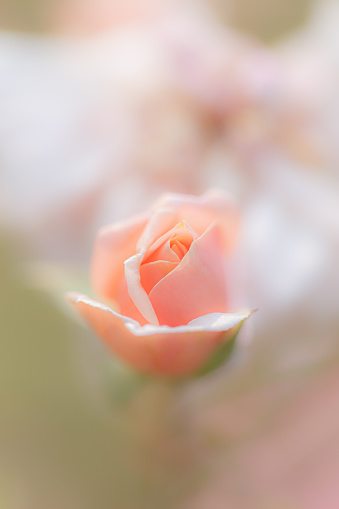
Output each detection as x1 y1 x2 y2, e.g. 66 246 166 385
149 224 228 326
124 252 159 325
91 213 148 301
123 216 197 324
116 275 149 325
121 207 180 324
66 292 251 377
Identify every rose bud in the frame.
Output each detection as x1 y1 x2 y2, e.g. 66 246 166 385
66 190 253 377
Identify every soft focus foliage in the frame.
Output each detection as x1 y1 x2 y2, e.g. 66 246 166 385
1 1 339 508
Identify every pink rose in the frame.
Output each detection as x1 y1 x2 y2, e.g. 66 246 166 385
67 190 252 376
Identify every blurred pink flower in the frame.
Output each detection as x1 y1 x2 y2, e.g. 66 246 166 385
181 364 339 509
67 189 252 376
0 2 331 264
92 7 322 176
275 0 339 173
52 1 323 184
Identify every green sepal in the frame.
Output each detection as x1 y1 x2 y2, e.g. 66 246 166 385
195 322 244 377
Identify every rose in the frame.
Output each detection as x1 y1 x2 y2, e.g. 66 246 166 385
66 190 252 376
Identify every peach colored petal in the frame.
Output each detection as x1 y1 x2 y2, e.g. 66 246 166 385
116 276 149 325
66 292 251 376
124 252 159 325
149 224 228 326
66 292 155 372
143 226 181 264
169 221 195 258
145 235 180 263
123 214 192 325
90 213 148 301
122 208 180 324
140 260 178 293
121 192 235 326
153 189 239 252
136 207 178 253
125 310 252 335
144 220 197 263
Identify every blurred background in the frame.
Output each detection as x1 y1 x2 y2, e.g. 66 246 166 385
1 0 339 508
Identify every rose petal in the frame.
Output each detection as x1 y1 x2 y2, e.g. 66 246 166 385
124 252 159 324
145 235 180 263
116 275 150 325
66 292 155 372
153 188 239 252
140 260 178 294
66 292 251 376
144 220 196 263
120 208 180 324
149 224 228 326
136 207 178 253
123 211 184 324
122 192 236 325
91 213 148 301
125 310 253 335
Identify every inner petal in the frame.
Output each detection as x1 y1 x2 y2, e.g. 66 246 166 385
140 260 178 294
170 231 192 259
144 221 197 264
149 224 228 326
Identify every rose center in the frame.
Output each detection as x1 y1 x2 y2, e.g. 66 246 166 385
169 232 192 259
140 221 197 294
